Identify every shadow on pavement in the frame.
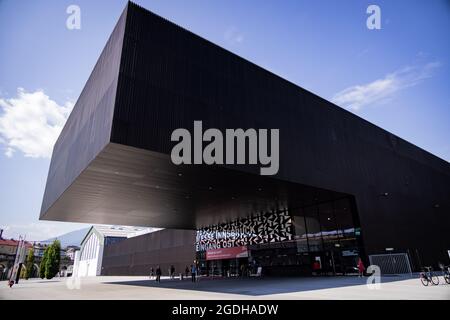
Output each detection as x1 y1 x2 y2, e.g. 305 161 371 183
103 275 412 296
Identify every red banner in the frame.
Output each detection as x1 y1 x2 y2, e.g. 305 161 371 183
206 246 248 260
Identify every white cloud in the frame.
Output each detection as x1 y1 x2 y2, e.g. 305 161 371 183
331 62 440 111
224 26 244 45
5 147 14 158
0 88 73 158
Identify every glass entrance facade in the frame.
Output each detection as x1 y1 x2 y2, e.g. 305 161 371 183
289 197 363 275
196 196 364 276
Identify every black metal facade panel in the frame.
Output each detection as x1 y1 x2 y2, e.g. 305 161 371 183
40 142 350 230
40 6 128 218
101 229 196 276
109 3 450 262
40 2 450 266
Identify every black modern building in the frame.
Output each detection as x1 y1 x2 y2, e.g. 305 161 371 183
102 229 196 276
40 2 450 275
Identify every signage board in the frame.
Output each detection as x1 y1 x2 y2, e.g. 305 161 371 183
206 246 248 261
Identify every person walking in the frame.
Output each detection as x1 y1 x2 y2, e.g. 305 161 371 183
149 267 154 280
357 258 365 277
312 260 321 276
191 264 197 283
170 265 175 280
156 265 161 282
185 266 189 279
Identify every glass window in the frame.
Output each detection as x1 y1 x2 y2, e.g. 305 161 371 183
318 202 340 250
334 198 355 237
334 198 358 249
291 209 308 253
304 205 322 252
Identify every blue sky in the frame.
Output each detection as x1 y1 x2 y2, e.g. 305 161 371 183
0 0 449 241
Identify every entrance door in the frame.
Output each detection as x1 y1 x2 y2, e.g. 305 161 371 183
221 259 230 277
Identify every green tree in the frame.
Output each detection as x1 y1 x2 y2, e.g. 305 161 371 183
44 240 61 279
39 246 49 279
25 248 35 279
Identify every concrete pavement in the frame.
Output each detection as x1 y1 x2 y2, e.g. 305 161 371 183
1 275 449 300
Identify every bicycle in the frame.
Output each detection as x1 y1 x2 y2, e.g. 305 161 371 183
419 266 439 286
440 265 450 284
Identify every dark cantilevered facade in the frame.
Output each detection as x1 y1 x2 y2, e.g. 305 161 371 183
40 2 450 272
101 228 196 276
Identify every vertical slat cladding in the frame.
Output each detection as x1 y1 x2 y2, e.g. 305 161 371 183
101 229 196 276
109 3 450 264
41 6 128 216
40 2 450 267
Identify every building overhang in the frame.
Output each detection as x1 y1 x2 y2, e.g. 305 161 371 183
41 142 349 229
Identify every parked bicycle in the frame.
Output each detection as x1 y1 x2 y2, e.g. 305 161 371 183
440 265 450 284
419 266 439 286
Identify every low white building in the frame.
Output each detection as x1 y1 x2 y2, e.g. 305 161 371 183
73 225 152 277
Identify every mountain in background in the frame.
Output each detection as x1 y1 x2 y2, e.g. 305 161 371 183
42 227 90 248
41 226 159 248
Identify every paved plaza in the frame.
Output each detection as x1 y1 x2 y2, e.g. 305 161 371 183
1 275 449 300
